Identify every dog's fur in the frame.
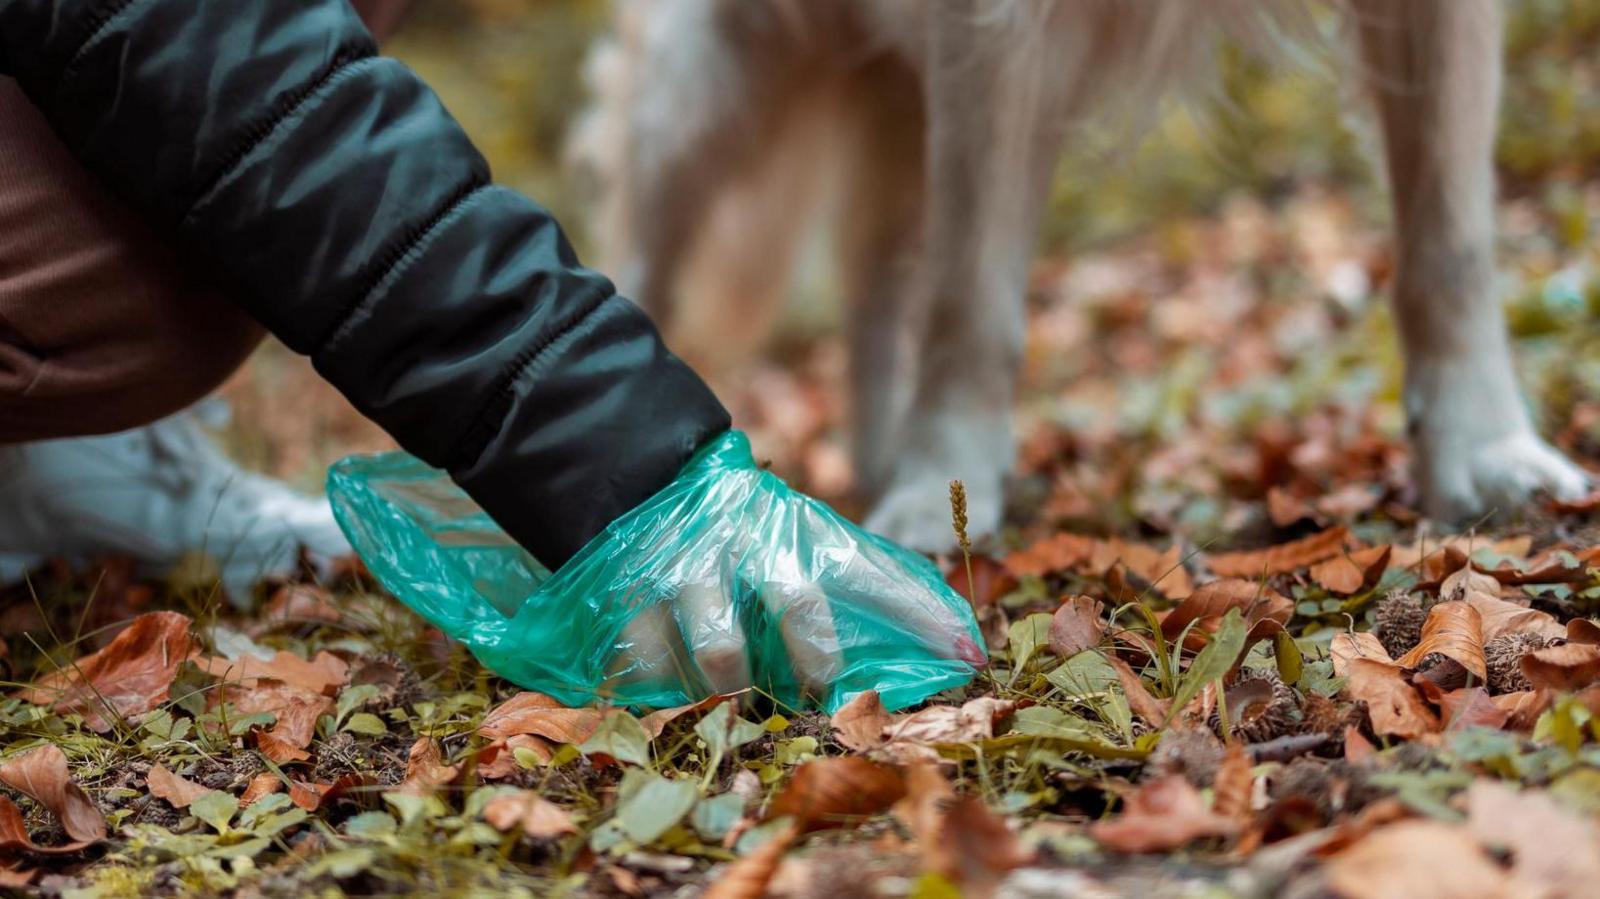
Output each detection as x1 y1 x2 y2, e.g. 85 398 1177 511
571 0 1589 551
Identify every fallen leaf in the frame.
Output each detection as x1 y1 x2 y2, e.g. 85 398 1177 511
1331 632 1394 677
1344 659 1439 740
1491 689 1552 732
894 764 1033 893
1106 657 1171 726
1311 545 1391 595
1434 687 1510 732
1160 579 1292 644
1465 593 1566 642
1048 595 1105 658
17 611 194 731
0 795 94 857
1323 820 1513 899
146 764 215 809
239 773 281 807
1466 781 1600 897
1004 533 1099 578
287 773 369 812
765 758 906 833
256 584 346 631
1208 526 1350 578
1394 602 1486 680
482 790 578 838
881 697 1015 752
1212 743 1253 823
703 821 799 899
1567 618 1600 646
1089 775 1237 853
221 682 334 754
479 692 604 744
640 694 729 739
398 738 459 797
0 745 106 844
1520 643 1600 693
830 690 893 753
1095 539 1194 599
195 650 348 696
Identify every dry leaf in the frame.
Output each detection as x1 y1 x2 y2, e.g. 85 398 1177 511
1331 632 1394 677
1049 596 1105 658
1208 526 1350 578
703 821 799 899
1212 743 1253 824
1107 657 1171 726
194 650 348 696
1004 533 1099 577
482 790 578 839
765 758 906 833
830 690 893 753
18 611 193 731
881 697 1015 750
1491 690 1552 732
398 738 460 797
1394 602 1486 680
222 682 334 754
1466 781 1600 897
1465 594 1566 642
1311 545 1391 595
287 773 369 812
1435 687 1510 733
640 694 729 739
894 764 1031 895
1323 820 1513 899
479 692 604 744
1089 775 1237 853
0 745 106 844
1161 579 1292 644
146 764 215 809
1344 659 1439 740
1520 643 1600 693
239 773 281 807
1566 618 1600 646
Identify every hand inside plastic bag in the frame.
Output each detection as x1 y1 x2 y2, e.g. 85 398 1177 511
329 431 984 713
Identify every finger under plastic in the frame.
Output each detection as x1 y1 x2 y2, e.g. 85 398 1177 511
759 581 843 702
674 582 752 695
604 600 693 693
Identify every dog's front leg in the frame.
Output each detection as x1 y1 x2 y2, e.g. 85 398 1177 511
1355 0 1588 521
861 4 1072 551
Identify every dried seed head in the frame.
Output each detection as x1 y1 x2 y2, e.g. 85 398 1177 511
1147 726 1226 787
1299 692 1363 736
948 480 971 555
1374 590 1428 658
1485 632 1550 695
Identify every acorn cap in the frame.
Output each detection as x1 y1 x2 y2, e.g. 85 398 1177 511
1212 673 1300 744
1485 632 1550 695
1374 590 1428 658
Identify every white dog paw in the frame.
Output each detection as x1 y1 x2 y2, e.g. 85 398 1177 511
1418 430 1591 523
864 471 1002 553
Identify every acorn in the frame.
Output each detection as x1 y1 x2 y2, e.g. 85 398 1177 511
1374 590 1428 658
1485 632 1550 695
1211 672 1299 743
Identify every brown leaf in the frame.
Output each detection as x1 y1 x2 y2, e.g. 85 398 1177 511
1465 593 1566 642
894 764 1032 893
1435 687 1510 733
1344 659 1439 740
830 690 893 753
0 745 106 844
1048 596 1105 658
1331 632 1394 677
1466 781 1600 897
1311 545 1391 595
479 692 604 744
703 820 799 899
482 790 578 839
222 682 334 754
1394 602 1486 680
640 694 729 739
146 764 215 809
1323 820 1513 899
1212 743 1253 824
477 734 556 779
765 757 907 833
1161 579 1292 644
881 697 1015 751
1567 618 1600 646
239 773 281 807
1107 657 1171 727
1089 775 1237 853
195 650 348 696
1095 539 1194 599
1440 564 1505 603
1208 526 1350 578
1003 533 1099 578
0 795 94 857
256 584 346 631
287 773 369 812
1491 690 1552 732
17 611 194 731
398 738 460 797
1343 726 1377 763
1520 643 1600 693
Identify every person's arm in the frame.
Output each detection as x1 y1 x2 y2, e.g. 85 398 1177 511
0 0 729 569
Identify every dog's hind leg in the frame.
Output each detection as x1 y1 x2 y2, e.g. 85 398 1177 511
862 3 1076 552
1352 0 1588 521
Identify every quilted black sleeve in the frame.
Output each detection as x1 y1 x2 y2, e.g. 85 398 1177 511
0 0 731 568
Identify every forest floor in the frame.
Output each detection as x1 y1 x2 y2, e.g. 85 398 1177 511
4 172 1600 899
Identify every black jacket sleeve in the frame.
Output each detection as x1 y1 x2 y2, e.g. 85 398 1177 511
0 0 731 568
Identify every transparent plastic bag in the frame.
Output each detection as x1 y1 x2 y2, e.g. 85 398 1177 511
327 430 984 713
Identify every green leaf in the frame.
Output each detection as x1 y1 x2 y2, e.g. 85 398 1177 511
1007 613 1054 683
1010 705 1101 740
1274 630 1303 686
1045 650 1132 738
695 703 765 785
690 793 744 841
579 712 652 767
189 791 239 834
343 712 388 736
615 775 700 844
306 847 376 879
335 684 381 728
1168 608 1247 718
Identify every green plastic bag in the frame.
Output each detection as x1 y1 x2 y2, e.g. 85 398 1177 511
327 430 983 713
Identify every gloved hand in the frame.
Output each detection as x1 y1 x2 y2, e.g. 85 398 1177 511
329 431 984 713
